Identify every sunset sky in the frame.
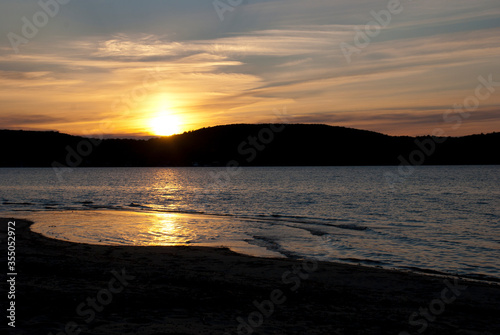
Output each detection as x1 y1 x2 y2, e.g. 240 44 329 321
1 0 499 137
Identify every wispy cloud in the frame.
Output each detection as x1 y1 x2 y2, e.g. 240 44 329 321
0 0 498 136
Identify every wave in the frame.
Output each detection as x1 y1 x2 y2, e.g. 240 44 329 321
3 201 35 206
3 200 374 233
246 235 302 259
234 213 371 231
340 258 387 266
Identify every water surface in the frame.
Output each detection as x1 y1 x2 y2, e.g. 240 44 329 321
1 166 499 281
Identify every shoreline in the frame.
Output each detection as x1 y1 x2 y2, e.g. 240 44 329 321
2 217 500 334
19 208 500 285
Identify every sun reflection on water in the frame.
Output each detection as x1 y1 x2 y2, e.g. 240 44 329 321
145 212 193 245
28 210 285 258
28 210 199 247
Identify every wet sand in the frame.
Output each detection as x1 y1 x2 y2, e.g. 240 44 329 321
2 217 499 335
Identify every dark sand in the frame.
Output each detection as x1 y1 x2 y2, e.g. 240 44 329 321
2 217 499 335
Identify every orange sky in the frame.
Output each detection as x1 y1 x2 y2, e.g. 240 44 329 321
1 0 499 138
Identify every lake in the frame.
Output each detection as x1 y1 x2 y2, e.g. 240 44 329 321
1 166 499 281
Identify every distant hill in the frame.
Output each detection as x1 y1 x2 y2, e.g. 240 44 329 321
1 124 499 167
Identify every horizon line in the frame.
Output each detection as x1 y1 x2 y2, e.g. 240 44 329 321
1 123 498 140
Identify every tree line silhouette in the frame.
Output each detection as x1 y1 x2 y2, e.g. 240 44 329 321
1 124 499 167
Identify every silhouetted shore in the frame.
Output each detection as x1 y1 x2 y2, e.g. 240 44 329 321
2 125 500 168
2 217 500 335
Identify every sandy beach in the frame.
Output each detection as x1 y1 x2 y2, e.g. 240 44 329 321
2 217 500 335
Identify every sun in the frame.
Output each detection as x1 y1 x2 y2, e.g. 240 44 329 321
150 113 183 136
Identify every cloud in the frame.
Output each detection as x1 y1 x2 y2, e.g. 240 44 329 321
0 0 498 136
0 114 68 128
0 70 51 81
